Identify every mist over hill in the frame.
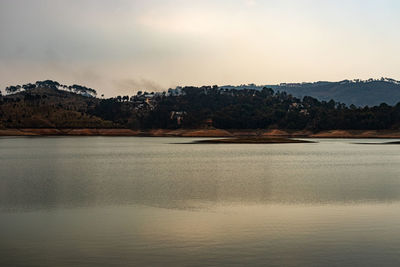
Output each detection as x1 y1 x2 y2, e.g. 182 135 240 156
221 78 400 107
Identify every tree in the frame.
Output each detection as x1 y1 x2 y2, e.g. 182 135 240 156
5 85 20 94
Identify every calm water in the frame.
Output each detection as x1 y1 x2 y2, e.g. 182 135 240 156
1 137 400 266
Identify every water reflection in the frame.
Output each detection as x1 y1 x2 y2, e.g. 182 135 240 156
2 204 400 266
2 137 400 266
1 137 400 211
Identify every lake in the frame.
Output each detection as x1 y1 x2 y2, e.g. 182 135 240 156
1 137 400 266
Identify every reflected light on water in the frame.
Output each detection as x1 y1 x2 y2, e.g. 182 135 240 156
1 137 400 266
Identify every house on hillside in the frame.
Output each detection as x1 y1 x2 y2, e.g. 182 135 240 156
170 111 186 125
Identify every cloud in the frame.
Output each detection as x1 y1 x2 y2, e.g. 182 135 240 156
2 0 400 96
136 3 235 36
137 11 213 35
244 0 257 6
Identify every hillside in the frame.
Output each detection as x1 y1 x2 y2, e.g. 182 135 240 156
2 80 400 132
0 85 115 129
221 78 400 107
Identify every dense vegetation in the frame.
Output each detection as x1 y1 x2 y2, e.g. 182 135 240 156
1 81 400 131
146 86 400 130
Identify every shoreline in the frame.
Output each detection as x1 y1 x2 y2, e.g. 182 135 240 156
194 137 315 144
1 128 400 138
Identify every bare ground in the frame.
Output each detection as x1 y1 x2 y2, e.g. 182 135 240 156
1 128 400 138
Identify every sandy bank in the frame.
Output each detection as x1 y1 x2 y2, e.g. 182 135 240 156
195 137 314 144
1 128 400 138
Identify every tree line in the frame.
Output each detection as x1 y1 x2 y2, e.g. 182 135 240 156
2 82 400 131
4 80 97 97
140 86 400 130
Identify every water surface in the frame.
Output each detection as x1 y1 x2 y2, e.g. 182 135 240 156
1 137 400 266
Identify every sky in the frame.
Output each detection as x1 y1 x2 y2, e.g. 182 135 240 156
1 0 400 96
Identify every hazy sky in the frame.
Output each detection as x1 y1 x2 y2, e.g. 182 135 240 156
1 0 400 96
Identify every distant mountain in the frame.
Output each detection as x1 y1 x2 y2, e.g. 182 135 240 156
221 78 400 107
